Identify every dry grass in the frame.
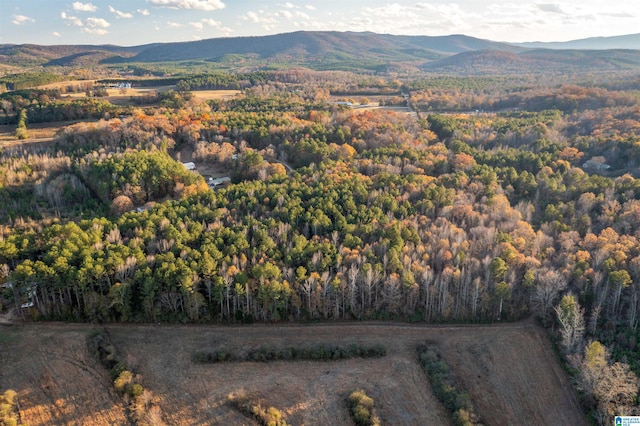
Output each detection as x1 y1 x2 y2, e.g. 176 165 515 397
0 122 72 144
0 319 586 426
57 87 240 106
35 80 96 91
0 325 127 426
191 89 242 101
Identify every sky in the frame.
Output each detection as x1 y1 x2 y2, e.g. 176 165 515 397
1 0 638 46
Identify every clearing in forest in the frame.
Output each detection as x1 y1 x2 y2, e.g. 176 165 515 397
0 319 586 425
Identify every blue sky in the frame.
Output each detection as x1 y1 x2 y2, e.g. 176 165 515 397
1 0 638 46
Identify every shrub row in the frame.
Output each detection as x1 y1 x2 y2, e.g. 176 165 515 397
348 389 381 426
228 391 289 426
194 343 387 363
417 345 481 426
88 331 162 424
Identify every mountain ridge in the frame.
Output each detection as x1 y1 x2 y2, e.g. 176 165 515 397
0 31 638 73
512 33 640 50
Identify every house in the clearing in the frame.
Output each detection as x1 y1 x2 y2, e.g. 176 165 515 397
208 176 231 188
182 162 196 171
582 156 611 171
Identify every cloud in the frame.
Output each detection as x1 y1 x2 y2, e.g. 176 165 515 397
83 17 110 34
167 21 184 28
148 0 225 11
189 18 233 36
603 11 635 18
305 5 316 11
86 17 111 28
536 3 566 14
278 2 296 8
12 14 35 25
138 9 151 16
201 18 220 26
52 32 62 37
242 11 275 24
351 3 471 34
84 28 109 35
241 12 277 30
109 6 133 19
72 2 97 12
241 6 313 31
61 12 84 27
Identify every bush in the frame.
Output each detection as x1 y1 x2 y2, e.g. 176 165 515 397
348 390 380 426
127 383 144 398
114 370 133 394
417 346 480 426
228 392 289 426
0 389 19 426
194 343 387 363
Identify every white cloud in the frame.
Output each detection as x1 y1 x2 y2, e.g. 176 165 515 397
84 28 109 35
167 21 184 28
12 14 35 25
52 31 62 37
201 18 220 27
148 0 225 11
138 9 151 16
242 6 313 31
188 18 233 36
83 16 110 35
536 3 566 14
86 17 111 28
218 27 234 37
279 2 297 8
61 12 111 33
305 5 316 11
72 2 97 12
109 6 133 19
241 11 278 30
61 12 84 27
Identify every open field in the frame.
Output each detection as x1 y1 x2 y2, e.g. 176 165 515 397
0 121 74 143
0 319 586 425
35 80 97 91
191 89 242 101
57 87 241 106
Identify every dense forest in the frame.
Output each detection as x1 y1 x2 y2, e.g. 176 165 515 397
1 68 640 423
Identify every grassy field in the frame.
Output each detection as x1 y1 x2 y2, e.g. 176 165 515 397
191 89 242 101
0 318 586 425
30 78 241 105
0 122 70 143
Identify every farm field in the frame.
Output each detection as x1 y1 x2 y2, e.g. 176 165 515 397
0 319 586 425
58 87 241 106
0 121 74 143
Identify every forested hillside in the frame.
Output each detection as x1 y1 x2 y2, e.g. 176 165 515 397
0 68 639 423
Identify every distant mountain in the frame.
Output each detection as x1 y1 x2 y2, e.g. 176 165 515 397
1 31 639 74
123 31 522 64
0 32 520 69
0 43 153 67
422 49 640 75
513 33 640 50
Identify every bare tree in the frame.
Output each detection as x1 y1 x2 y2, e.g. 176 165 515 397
555 293 585 354
533 269 567 324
